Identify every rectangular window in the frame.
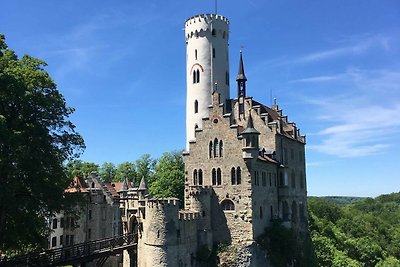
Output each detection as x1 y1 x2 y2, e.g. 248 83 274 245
212 48 215 58
262 172 266 187
52 218 57 229
60 218 64 228
70 235 74 245
89 210 92 220
65 235 70 246
51 236 57 247
88 228 92 239
59 235 63 246
101 208 106 221
269 173 272 186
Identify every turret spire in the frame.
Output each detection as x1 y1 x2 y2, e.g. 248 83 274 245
236 50 247 98
236 50 247 82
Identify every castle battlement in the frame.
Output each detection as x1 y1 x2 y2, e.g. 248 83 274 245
185 14 229 41
146 198 180 208
179 210 200 221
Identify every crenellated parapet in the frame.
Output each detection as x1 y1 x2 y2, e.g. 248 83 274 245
185 14 229 41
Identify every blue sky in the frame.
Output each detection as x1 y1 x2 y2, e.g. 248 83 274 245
2 1 399 197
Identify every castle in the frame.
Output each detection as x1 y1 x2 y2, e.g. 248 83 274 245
48 13 307 267
118 13 308 267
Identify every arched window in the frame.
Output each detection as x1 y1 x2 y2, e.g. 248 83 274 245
198 169 203 185
193 169 198 185
282 201 289 221
221 199 235 211
270 205 273 220
291 172 296 188
194 124 198 130
193 70 196 84
196 69 200 83
236 167 241 185
217 168 222 185
219 140 223 157
209 141 213 158
194 100 198 113
195 49 197 60
291 201 298 222
231 167 236 185
213 138 219 157
213 48 215 58
212 168 216 185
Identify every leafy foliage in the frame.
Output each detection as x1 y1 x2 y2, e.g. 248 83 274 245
309 193 400 266
0 34 84 253
150 151 185 201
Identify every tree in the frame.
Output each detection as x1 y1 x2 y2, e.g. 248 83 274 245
99 162 116 182
150 151 184 200
135 154 155 185
65 160 99 179
115 161 136 183
0 34 85 253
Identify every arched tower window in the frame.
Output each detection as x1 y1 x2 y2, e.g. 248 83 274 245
193 70 196 84
217 168 222 185
221 199 235 211
231 167 236 185
198 169 203 185
219 140 223 157
291 172 296 188
196 69 200 83
291 201 298 222
193 169 198 185
194 100 198 113
213 138 219 157
236 167 241 184
213 48 215 58
282 201 289 221
209 141 213 158
195 49 197 60
212 168 216 185
212 29 216 36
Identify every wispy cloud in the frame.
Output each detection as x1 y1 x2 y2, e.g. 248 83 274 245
301 66 400 157
290 34 392 64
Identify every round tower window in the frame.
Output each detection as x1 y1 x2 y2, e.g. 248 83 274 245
213 118 218 124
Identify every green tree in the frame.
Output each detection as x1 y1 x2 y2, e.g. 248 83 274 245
0 34 85 253
150 151 184 200
135 154 155 185
65 160 99 178
115 161 136 183
99 162 116 182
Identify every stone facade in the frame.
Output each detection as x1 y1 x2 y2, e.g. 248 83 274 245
118 13 308 267
48 173 122 267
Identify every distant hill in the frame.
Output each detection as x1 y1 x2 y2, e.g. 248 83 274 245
308 192 400 266
310 196 367 205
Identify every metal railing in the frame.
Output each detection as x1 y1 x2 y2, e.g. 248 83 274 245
0 233 136 267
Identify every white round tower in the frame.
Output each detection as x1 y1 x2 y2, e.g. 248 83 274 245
185 14 230 149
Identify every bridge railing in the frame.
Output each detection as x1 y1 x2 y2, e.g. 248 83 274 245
0 233 136 267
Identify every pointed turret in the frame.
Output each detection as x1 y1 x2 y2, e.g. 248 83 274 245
242 111 260 160
236 50 247 98
138 176 147 190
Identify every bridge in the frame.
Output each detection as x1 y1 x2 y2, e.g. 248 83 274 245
0 233 137 267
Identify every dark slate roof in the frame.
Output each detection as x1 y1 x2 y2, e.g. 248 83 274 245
241 112 260 135
236 51 247 81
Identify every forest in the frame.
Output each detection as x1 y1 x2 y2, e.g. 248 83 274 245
308 193 400 266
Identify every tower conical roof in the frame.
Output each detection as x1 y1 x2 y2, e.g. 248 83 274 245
242 112 260 135
236 50 247 81
138 176 148 190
